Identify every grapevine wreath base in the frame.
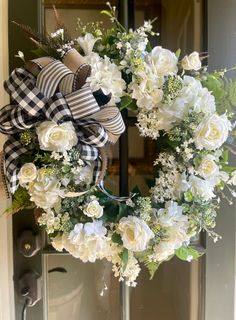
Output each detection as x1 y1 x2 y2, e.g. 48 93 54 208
0 4 236 286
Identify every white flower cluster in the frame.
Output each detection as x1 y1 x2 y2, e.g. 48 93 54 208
151 201 191 262
151 153 188 203
18 121 91 210
38 210 71 234
86 52 126 103
76 33 126 103
51 220 110 262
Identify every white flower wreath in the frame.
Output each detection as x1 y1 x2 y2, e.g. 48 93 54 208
1 4 236 287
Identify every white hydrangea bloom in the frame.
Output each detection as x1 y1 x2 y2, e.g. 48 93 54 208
66 220 110 263
29 169 64 210
86 53 126 103
129 68 164 110
151 201 190 262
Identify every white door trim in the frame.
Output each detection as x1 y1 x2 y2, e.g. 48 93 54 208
0 0 15 319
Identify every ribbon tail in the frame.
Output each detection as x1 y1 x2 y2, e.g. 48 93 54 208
0 151 10 200
4 137 28 193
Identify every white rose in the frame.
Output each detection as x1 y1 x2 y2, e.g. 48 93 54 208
29 169 64 209
197 155 219 181
194 114 231 150
147 46 178 76
188 175 215 200
83 200 103 218
77 33 100 56
228 170 236 186
36 121 78 152
181 51 201 71
118 216 154 252
18 163 37 185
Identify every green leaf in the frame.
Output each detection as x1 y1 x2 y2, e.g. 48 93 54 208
112 232 123 245
4 186 32 215
131 185 141 196
120 248 129 271
101 10 113 18
136 250 161 280
202 72 236 114
31 47 48 58
144 178 155 189
175 246 204 261
146 41 152 53
221 149 229 164
117 203 128 221
146 260 160 280
175 48 181 59
119 96 137 111
221 166 236 173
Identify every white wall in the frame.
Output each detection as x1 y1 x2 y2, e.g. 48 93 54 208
0 0 15 319
206 1 236 319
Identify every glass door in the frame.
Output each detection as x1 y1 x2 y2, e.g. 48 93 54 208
10 1 207 319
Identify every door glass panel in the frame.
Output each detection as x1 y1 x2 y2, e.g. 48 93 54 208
129 1 204 319
43 255 120 320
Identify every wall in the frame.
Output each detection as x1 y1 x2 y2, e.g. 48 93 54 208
0 0 15 320
206 1 236 319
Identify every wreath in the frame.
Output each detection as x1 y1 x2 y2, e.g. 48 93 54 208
1 4 236 287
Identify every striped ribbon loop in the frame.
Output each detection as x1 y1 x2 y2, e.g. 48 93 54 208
0 50 125 194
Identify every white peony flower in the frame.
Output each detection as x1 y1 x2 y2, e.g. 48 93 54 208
86 53 126 103
29 169 64 209
188 175 215 200
181 51 201 71
36 121 78 152
83 199 103 218
147 46 178 76
77 33 100 56
197 154 220 184
194 114 231 150
18 163 37 186
118 216 154 252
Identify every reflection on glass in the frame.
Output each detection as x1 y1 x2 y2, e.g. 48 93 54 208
43 255 120 320
130 258 201 320
127 127 155 195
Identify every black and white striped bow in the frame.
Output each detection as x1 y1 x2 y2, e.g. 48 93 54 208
0 50 125 194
